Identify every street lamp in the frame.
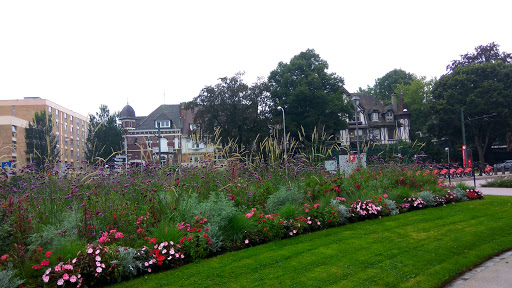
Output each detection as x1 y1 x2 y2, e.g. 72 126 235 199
277 106 287 160
351 95 361 163
445 147 451 185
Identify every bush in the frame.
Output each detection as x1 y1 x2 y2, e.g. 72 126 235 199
266 183 305 214
452 188 468 202
0 263 23 288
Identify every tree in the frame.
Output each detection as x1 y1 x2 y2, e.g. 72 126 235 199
447 42 512 72
189 72 271 150
85 105 122 164
371 69 415 103
267 49 351 139
396 76 436 140
25 110 58 168
429 61 512 167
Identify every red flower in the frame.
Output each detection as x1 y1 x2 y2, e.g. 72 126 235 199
355 184 361 189
45 251 52 258
41 259 50 266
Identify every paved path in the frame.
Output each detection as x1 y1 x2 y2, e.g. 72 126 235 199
444 174 512 287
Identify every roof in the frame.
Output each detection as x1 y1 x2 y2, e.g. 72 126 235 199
120 104 136 119
351 93 390 114
136 105 181 130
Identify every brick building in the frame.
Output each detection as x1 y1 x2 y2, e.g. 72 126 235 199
119 103 217 166
0 98 88 168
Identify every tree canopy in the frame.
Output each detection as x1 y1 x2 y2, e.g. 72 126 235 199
189 72 271 150
85 105 122 164
447 42 512 72
267 49 351 139
429 61 512 166
371 69 416 103
25 110 58 168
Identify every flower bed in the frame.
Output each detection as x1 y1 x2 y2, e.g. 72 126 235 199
0 159 484 287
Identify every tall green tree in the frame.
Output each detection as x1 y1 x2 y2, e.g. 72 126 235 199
85 105 122 164
25 110 58 168
190 72 271 150
447 42 512 72
429 61 512 167
267 49 351 139
396 76 436 140
371 69 416 103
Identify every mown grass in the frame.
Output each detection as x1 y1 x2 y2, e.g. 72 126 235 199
109 196 512 288
481 176 512 187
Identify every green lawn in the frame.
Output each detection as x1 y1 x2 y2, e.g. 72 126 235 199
109 196 512 288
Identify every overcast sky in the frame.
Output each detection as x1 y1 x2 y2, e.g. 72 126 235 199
1 1 511 118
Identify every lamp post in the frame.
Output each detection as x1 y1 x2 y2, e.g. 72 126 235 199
445 147 451 185
351 95 361 164
277 106 287 160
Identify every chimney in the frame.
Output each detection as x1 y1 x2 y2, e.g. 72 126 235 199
391 93 397 111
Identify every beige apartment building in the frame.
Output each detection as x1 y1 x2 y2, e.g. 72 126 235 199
0 98 88 169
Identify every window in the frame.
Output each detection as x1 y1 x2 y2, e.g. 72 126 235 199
386 111 394 122
48 106 52 113
64 124 67 133
64 113 67 121
70 115 73 122
70 126 73 134
155 120 171 128
12 125 16 137
371 112 379 122
56 109 59 117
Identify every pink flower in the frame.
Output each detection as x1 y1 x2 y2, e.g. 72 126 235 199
63 273 69 280
245 212 254 218
87 248 93 254
42 275 50 283
70 275 77 283
245 239 249 244
115 232 124 239
314 203 320 209
57 278 64 285
305 209 309 213
95 255 101 261
96 267 102 273
383 194 388 198
0 254 9 262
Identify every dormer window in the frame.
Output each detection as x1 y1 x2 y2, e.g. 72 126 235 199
371 111 379 122
155 120 171 128
386 111 394 122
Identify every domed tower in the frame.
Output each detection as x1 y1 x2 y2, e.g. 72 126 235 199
119 104 136 130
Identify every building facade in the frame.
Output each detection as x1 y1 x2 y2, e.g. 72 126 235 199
119 103 217 167
0 98 88 168
339 93 411 146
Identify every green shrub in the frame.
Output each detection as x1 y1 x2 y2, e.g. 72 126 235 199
452 188 469 202
329 199 351 223
148 222 185 244
418 191 436 207
0 263 24 288
266 183 305 214
222 213 255 244
277 203 300 220
384 199 400 215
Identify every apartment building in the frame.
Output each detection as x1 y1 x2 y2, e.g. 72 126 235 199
0 98 88 168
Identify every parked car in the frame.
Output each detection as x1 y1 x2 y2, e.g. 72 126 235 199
495 160 512 171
